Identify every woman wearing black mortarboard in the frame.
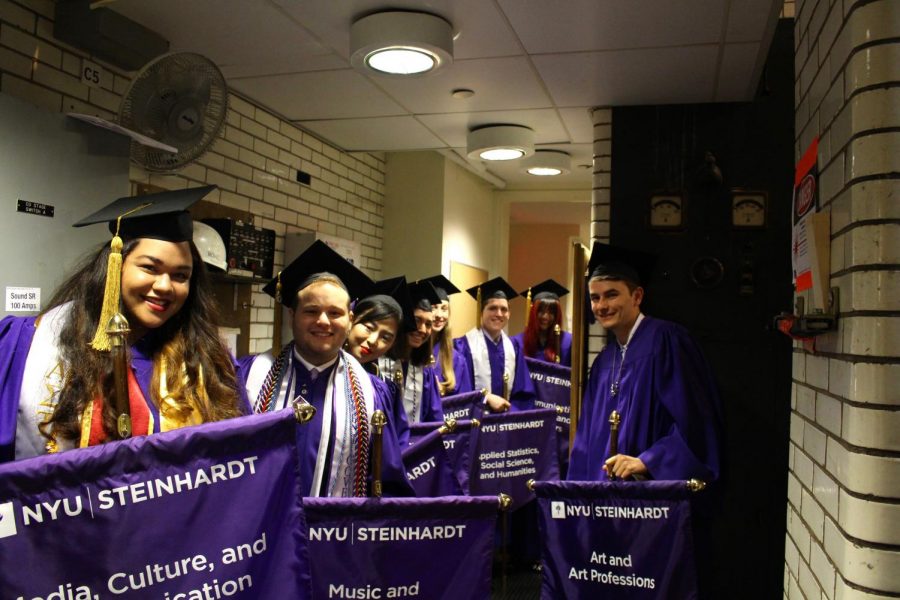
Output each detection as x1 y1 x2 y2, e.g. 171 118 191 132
511 279 573 367
0 186 249 461
420 275 466 396
452 277 537 413
375 279 444 440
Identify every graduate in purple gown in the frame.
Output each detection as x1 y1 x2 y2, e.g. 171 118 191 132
377 279 443 431
568 243 722 483
511 278 573 367
0 186 249 462
344 289 410 446
240 241 412 497
453 277 536 413
421 275 466 397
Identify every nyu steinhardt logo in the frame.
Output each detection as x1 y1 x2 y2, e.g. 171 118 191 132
0 501 17 538
551 501 566 519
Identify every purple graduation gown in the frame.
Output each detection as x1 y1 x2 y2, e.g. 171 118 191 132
238 352 413 497
453 332 537 411
568 317 722 482
1 315 251 463
511 330 573 367
431 342 467 396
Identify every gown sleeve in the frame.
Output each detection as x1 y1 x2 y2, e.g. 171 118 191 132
452 336 475 394
421 365 444 423
373 390 415 497
509 342 537 411
636 325 722 482
0 315 37 462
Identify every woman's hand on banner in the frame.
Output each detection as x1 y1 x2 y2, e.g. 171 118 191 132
485 394 510 413
603 454 648 480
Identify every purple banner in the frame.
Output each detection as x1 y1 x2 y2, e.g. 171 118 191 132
0 411 310 599
469 408 559 510
303 496 497 600
440 390 485 423
534 480 699 600
401 428 463 497
408 420 479 494
525 357 571 477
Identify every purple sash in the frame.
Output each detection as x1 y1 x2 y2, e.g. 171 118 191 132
535 480 699 599
0 411 310 599
303 496 497 600
525 357 572 476
468 408 559 510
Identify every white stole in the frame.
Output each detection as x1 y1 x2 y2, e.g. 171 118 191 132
465 328 515 395
376 357 424 424
16 303 69 459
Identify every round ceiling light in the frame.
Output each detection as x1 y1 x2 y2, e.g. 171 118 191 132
351 11 453 76
467 125 535 161
524 150 571 176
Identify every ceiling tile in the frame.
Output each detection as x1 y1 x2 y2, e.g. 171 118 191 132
534 46 720 107
726 0 780 42
374 57 552 114
557 108 595 144
230 70 407 120
112 0 344 76
497 0 727 53
716 42 762 101
298 117 447 151
417 109 570 148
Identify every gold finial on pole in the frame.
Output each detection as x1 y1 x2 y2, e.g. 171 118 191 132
686 479 707 492
371 410 387 498
292 398 317 424
438 417 458 434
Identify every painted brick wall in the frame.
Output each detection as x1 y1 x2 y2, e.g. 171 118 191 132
588 107 612 358
785 0 899 598
0 0 386 354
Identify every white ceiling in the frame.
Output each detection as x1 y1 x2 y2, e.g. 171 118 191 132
110 0 782 192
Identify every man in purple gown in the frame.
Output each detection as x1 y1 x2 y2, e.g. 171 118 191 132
453 277 536 413
240 241 412 497
569 244 722 483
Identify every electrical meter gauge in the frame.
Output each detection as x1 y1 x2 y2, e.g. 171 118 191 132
732 191 767 229
649 194 684 230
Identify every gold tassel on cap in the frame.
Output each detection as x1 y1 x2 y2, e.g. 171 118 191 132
90 227 124 351
90 204 148 351
524 288 532 328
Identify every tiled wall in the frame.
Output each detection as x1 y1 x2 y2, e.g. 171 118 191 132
785 0 899 598
0 0 386 354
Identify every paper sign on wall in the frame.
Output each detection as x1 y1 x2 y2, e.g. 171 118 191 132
5 287 40 312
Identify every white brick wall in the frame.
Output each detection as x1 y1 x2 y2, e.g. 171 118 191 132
786 0 900 597
0 0 385 355
588 107 613 361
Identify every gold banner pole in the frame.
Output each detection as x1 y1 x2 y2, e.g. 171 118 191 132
107 313 132 439
569 242 589 456
370 410 386 498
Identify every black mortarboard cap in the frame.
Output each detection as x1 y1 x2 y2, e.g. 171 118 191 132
73 185 216 243
420 275 460 301
587 242 656 286
264 240 374 307
408 280 441 311
466 277 518 305
521 279 569 302
370 276 414 331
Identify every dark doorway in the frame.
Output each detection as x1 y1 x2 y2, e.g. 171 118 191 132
609 20 795 599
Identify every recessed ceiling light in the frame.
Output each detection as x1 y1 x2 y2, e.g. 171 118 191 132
451 88 475 99
467 125 535 161
350 11 453 76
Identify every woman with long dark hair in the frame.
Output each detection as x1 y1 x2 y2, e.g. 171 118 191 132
378 281 443 430
0 187 248 461
511 279 572 367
